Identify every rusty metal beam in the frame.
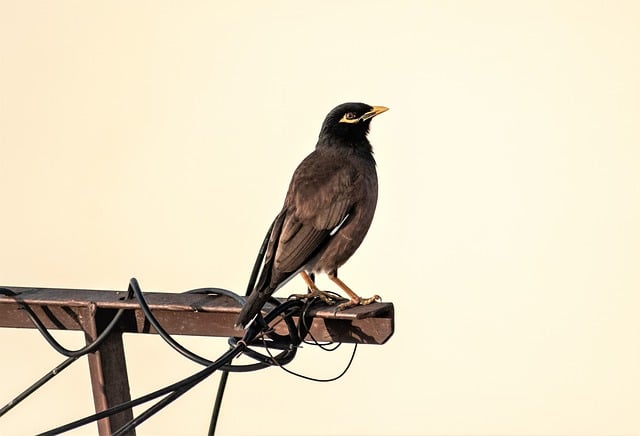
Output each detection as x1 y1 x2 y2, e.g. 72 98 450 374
0 286 394 344
1 285 393 434
81 305 135 436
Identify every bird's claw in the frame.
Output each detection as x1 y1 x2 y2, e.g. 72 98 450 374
288 290 343 305
334 294 381 312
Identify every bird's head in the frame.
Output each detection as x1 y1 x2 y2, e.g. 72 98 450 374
318 102 388 150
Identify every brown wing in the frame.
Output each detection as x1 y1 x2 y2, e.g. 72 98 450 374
272 151 357 280
239 159 356 326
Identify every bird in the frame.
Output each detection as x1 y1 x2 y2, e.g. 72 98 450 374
235 102 388 329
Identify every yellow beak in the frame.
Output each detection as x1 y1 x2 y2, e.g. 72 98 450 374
360 105 389 121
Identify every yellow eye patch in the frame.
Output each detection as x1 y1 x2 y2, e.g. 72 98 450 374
339 112 360 123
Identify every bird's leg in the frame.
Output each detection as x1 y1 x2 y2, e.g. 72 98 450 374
328 274 381 311
288 271 341 305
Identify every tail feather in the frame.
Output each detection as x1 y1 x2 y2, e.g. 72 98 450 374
236 211 286 330
234 289 274 330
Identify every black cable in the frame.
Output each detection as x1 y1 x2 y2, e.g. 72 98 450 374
31 286 352 435
110 345 243 436
185 287 246 304
2 215 359 435
245 219 276 297
3 286 133 358
9 274 297 434
129 279 292 373
37 276 303 436
0 286 133 417
299 297 343 351
129 278 214 367
0 288 19 296
252 293 357 383
112 384 191 436
207 221 273 435
263 338 358 383
38 339 248 436
208 371 228 436
0 356 78 418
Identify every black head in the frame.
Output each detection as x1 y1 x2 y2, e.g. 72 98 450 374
318 102 388 151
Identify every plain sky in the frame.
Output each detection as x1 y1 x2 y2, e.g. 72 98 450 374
1 1 639 435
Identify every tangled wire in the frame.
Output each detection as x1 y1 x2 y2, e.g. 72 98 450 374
0 232 357 435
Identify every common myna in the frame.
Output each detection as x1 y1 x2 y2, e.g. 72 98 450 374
235 102 388 329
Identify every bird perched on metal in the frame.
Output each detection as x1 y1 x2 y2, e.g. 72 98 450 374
235 102 388 329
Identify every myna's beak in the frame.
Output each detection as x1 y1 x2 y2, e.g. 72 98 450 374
360 106 389 121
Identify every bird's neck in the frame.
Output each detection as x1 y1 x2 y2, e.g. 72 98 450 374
317 134 374 157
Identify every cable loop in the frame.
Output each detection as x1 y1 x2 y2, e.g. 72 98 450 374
2 219 358 434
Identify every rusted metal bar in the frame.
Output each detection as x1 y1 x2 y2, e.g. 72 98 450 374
81 304 135 436
1 285 393 434
0 286 394 344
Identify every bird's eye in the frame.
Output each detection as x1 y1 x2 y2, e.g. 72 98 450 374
345 112 357 120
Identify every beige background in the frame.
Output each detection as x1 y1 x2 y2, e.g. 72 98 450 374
1 1 639 435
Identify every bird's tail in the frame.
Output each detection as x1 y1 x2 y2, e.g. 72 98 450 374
234 289 274 330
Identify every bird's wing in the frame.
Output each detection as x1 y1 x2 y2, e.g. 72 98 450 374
239 164 355 326
274 156 356 274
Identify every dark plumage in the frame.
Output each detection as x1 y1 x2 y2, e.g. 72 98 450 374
235 102 388 329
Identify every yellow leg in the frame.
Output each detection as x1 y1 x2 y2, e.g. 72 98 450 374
300 271 318 292
328 274 381 310
288 271 341 305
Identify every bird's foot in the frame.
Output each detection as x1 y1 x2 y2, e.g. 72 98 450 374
334 294 382 312
288 289 344 305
